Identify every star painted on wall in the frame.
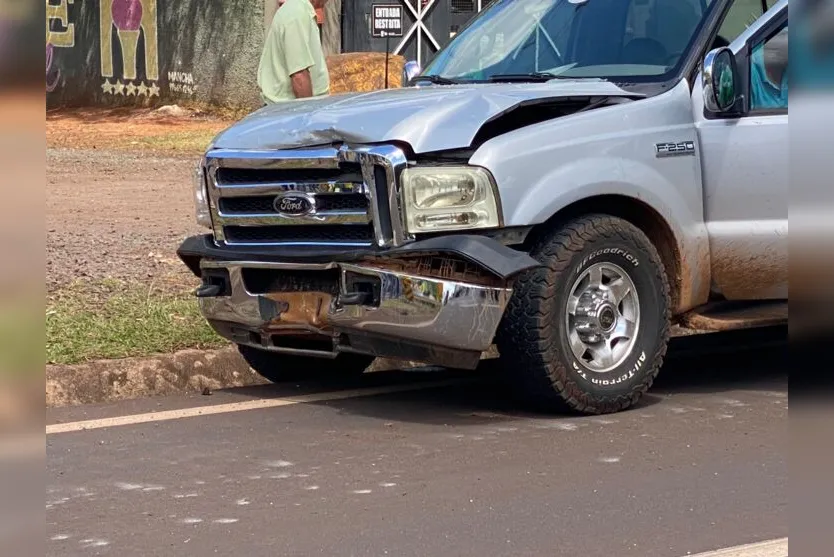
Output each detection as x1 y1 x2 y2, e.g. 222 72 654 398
148 83 160 97
101 79 114 94
137 83 149 97
125 82 137 96
113 80 125 95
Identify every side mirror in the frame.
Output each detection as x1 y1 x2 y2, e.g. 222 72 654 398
702 47 738 113
402 61 421 86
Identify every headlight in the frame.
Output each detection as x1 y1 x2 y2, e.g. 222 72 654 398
401 166 502 234
193 160 212 229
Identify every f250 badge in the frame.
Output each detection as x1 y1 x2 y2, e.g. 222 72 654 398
655 141 696 158
274 194 315 217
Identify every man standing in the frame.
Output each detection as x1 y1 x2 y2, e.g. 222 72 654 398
258 0 330 104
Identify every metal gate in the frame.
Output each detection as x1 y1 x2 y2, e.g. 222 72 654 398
342 0 485 66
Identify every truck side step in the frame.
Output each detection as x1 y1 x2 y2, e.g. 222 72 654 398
678 300 787 332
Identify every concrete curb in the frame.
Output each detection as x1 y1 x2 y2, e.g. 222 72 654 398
45 347 452 408
44 326 775 408
46 347 266 408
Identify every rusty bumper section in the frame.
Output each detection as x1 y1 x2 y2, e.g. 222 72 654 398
196 261 511 369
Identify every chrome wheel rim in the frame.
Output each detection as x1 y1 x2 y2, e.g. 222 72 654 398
565 262 640 373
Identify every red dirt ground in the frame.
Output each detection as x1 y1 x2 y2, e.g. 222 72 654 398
46 108 235 294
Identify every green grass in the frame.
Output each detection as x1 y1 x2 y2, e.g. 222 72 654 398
46 280 227 366
130 129 220 154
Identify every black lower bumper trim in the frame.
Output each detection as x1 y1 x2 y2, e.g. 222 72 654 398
177 234 540 280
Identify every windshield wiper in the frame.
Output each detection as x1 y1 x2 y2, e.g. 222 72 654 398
410 74 458 85
487 72 569 83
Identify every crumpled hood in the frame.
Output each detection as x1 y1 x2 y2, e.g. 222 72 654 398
211 80 640 154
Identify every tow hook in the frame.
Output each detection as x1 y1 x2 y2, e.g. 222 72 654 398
339 291 371 306
195 284 223 298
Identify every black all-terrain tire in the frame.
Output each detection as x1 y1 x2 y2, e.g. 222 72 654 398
497 214 671 414
237 345 374 384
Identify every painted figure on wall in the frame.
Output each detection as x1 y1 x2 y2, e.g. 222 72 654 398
100 0 160 97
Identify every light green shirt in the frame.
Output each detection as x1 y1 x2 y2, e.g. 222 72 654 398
257 0 330 104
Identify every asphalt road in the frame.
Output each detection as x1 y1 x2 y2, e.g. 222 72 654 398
46 328 788 557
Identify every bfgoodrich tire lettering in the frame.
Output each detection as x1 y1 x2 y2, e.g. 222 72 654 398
497 214 671 414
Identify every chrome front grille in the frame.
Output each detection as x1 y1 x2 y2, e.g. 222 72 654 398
218 194 369 214
204 146 409 248
223 224 376 244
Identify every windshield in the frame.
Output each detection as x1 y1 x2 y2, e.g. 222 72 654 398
423 0 717 82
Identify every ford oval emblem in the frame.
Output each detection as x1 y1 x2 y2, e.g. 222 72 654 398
274 194 314 217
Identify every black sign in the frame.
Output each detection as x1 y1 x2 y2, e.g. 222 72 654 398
371 4 403 38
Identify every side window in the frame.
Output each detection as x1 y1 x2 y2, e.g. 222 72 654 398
749 22 788 111
717 0 765 45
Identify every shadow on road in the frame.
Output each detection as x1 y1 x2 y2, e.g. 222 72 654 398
653 325 787 393
223 326 787 426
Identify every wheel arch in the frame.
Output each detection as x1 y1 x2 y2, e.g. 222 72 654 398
525 194 685 312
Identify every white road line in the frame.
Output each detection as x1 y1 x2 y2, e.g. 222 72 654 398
46 379 469 435
684 538 788 557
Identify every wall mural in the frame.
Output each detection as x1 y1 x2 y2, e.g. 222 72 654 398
46 0 261 108
100 0 160 97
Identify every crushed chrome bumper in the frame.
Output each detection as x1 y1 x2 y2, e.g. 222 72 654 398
197 260 513 369
178 233 540 369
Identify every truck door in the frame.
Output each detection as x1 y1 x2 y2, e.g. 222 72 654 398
693 2 788 300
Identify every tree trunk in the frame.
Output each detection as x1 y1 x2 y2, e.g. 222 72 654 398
322 0 342 56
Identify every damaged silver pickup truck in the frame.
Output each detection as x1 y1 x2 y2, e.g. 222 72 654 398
178 0 788 414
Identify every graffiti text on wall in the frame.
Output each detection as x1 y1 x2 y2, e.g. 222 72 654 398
46 0 75 47
46 0 76 91
100 0 160 97
168 72 197 96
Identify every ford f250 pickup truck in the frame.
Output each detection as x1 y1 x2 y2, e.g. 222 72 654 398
178 0 788 414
